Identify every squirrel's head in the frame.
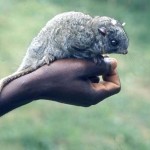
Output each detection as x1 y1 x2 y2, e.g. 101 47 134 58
92 16 129 55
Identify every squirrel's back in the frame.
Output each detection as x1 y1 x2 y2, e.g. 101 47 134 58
26 12 94 59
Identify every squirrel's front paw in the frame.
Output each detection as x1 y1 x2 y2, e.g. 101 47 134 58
93 55 104 64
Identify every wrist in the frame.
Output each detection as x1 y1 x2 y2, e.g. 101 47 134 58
0 75 37 116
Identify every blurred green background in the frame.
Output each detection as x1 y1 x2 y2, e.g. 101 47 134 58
0 0 150 149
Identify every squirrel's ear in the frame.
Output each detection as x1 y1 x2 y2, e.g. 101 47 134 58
122 22 126 26
98 27 107 36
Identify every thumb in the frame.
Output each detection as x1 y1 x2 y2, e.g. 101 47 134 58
102 57 120 86
103 57 118 74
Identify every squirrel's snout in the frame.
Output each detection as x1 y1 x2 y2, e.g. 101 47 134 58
123 50 128 55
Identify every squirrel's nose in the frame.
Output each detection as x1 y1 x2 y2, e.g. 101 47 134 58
123 50 128 55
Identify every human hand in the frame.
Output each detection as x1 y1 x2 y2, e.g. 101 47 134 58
0 58 120 116
34 58 120 106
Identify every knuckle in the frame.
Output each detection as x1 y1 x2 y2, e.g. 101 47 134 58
114 85 121 94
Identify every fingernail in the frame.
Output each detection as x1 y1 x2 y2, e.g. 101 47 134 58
104 58 117 70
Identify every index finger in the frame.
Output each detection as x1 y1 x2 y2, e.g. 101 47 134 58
48 59 111 79
89 58 121 104
68 59 111 78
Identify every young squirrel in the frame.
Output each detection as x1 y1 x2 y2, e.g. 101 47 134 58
0 11 129 92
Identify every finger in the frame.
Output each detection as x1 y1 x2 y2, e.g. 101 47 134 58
102 58 120 86
103 57 117 73
44 59 111 78
89 58 121 104
71 59 111 78
102 58 121 94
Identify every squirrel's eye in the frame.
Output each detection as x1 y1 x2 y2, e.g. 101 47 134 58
111 40 119 46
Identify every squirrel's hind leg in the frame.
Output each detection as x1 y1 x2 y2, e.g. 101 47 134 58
42 54 56 65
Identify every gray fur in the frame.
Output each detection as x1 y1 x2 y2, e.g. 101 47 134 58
0 11 129 91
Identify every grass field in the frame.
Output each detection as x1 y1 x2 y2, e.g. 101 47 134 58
0 0 150 149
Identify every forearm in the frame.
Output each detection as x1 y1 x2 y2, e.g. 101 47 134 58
0 76 37 116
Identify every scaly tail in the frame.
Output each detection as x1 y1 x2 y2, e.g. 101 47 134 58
0 67 38 92
0 60 47 93
0 54 54 93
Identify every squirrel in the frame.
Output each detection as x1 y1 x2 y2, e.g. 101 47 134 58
0 11 129 92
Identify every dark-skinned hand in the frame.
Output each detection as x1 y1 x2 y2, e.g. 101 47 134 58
0 58 120 116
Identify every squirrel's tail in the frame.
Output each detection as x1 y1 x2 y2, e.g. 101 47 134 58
0 61 47 93
0 55 52 93
0 67 37 92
